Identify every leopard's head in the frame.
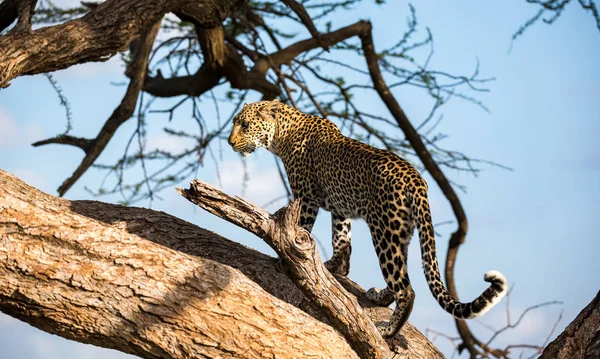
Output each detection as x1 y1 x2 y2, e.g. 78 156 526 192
228 99 280 157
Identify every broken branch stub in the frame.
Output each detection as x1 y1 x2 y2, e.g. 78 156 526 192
177 179 392 359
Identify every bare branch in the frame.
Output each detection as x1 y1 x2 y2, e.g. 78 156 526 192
32 134 93 152
177 179 393 359
512 0 600 46
486 300 563 346
0 0 235 88
33 21 161 196
281 0 329 51
252 21 371 75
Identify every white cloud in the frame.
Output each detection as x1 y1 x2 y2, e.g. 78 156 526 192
474 304 557 348
11 168 49 192
23 124 45 143
0 107 19 147
0 106 46 148
146 133 196 154
216 158 288 208
62 56 123 78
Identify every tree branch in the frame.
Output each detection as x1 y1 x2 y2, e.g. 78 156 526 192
10 0 38 33
196 25 227 69
142 20 281 99
32 134 93 152
143 66 223 97
178 179 391 358
0 0 19 33
34 21 160 197
0 169 445 359
252 20 371 76
0 170 357 359
0 0 234 88
280 0 328 51
539 290 600 359
358 23 493 358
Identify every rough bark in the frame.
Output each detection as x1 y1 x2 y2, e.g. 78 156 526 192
177 180 390 359
0 0 19 32
539 290 600 359
0 0 234 88
0 169 444 359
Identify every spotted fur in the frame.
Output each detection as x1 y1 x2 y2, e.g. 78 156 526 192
228 99 508 337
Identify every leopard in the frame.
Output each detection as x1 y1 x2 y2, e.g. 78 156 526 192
227 99 508 338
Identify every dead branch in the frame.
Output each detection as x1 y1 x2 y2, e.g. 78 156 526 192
32 21 160 197
428 287 565 359
177 179 388 359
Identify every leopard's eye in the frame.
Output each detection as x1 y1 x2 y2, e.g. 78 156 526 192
241 121 249 130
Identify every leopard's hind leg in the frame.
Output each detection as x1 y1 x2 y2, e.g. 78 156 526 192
365 204 416 338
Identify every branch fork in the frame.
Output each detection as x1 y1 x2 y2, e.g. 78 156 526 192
177 179 419 359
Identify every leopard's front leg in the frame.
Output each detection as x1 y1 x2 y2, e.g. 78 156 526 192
324 214 352 276
297 197 319 232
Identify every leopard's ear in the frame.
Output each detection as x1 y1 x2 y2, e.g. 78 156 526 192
259 98 280 120
264 98 280 112
243 102 248 107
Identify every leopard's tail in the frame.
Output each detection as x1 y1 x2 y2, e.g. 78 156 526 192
414 190 507 319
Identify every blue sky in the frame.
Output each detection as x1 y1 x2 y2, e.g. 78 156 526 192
1 1 599 358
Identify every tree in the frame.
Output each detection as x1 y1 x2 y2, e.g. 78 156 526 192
0 0 593 358
0 169 444 358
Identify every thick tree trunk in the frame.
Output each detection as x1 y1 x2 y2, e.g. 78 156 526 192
539 290 600 359
0 171 357 358
0 0 233 88
0 169 444 359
